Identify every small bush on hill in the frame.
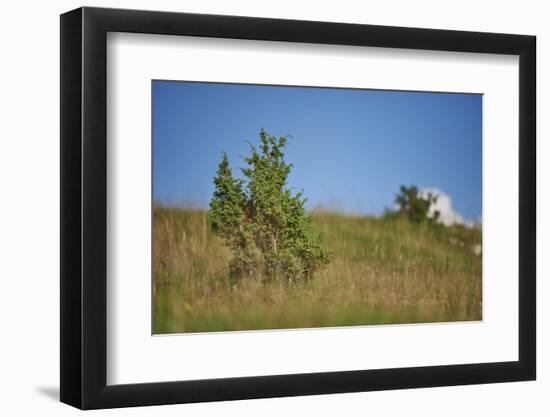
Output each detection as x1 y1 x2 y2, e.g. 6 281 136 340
210 129 330 282
393 185 440 224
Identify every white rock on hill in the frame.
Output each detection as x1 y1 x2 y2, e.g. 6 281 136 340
420 188 476 228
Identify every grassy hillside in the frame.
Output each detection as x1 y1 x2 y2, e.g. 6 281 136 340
153 206 482 334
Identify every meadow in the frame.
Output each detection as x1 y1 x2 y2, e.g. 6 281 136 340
153 205 482 334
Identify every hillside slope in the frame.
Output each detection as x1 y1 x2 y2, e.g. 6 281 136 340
153 206 482 333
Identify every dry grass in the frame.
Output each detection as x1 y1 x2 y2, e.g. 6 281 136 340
153 206 482 333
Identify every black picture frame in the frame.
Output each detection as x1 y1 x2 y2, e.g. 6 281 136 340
60 6 536 410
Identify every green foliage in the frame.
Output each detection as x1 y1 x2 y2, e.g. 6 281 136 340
209 129 330 282
394 185 440 223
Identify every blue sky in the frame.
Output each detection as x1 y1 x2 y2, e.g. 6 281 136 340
153 81 482 220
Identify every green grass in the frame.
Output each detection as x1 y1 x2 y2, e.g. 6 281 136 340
153 206 482 334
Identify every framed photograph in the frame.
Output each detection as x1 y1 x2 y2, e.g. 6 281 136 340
60 6 536 409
